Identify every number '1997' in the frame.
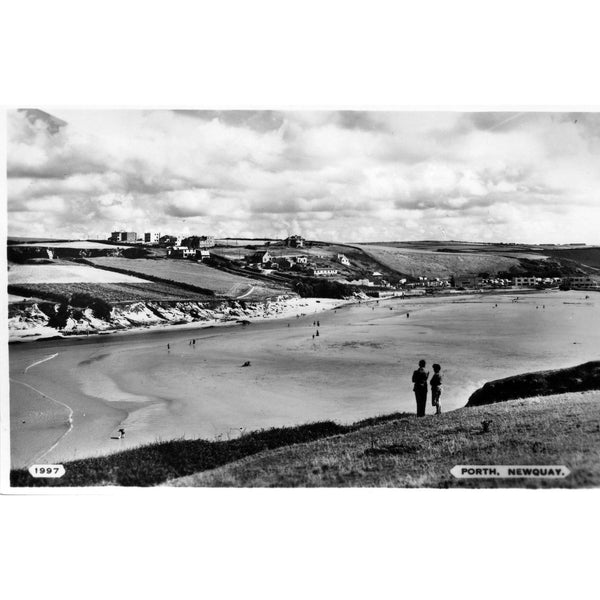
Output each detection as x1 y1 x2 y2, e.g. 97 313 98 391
28 465 65 478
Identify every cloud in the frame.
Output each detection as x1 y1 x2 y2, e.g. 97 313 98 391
6 109 600 243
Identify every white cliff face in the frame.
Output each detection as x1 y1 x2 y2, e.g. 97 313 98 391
9 295 349 341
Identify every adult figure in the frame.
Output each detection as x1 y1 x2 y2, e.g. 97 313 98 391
412 359 429 417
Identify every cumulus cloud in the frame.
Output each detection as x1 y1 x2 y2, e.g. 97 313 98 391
6 109 600 243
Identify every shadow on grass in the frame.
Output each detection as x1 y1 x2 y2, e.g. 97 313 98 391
11 412 413 488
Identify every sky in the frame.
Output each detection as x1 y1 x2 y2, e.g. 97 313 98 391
6 109 600 244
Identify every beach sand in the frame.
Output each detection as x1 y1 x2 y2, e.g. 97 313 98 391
9 290 600 468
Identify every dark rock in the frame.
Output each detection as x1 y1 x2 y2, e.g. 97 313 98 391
466 361 600 407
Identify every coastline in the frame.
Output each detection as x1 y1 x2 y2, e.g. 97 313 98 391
8 289 598 469
8 287 553 345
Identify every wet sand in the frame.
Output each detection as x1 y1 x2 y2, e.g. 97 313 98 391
9 290 600 468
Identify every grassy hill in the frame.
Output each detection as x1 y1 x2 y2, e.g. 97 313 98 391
168 391 600 488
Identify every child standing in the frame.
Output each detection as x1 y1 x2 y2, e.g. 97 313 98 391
430 363 443 415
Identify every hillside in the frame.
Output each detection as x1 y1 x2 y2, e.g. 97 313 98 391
169 391 600 488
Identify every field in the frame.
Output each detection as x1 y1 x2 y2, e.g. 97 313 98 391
11 240 129 249
354 244 525 278
7 282 212 304
7 263 149 284
86 257 292 300
544 247 600 270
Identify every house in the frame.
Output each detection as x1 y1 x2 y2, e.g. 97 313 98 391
337 253 351 266
144 232 161 244
183 235 215 249
167 246 194 258
195 249 211 261
310 267 339 277
285 235 304 248
295 255 308 264
247 250 272 264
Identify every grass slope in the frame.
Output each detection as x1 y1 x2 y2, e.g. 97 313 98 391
86 257 290 300
168 392 600 488
9 414 407 488
355 244 524 278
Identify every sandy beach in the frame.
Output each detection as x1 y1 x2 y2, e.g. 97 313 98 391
9 290 600 468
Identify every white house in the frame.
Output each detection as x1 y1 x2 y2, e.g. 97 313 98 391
337 253 350 266
168 246 194 258
310 267 339 277
195 249 211 261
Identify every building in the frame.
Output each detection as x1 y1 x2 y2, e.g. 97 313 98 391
247 250 272 264
144 232 161 244
455 275 485 288
512 276 539 287
285 235 304 248
110 231 137 243
337 253 351 266
195 249 211 261
310 267 339 277
295 255 308 264
563 276 599 289
167 246 194 258
183 235 215 249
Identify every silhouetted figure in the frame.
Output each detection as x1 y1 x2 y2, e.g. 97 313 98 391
430 363 443 415
118 428 125 439
317 320 320 327
242 361 251 367
193 339 196 345
167 343 170 351
316 330 319 337
406 312 410 318
412 359 429 417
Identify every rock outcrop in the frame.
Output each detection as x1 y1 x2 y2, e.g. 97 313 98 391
466 361 600 407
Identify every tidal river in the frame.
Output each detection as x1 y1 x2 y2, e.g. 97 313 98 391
9 290 600 467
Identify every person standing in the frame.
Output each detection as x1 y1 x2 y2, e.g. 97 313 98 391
430 363 443 415
412 359 429 417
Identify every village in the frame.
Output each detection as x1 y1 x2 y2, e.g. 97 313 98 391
104 230 600 295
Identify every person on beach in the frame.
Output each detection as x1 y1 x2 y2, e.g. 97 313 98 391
412 359 429 417
430 363 443 415
118 428 125 439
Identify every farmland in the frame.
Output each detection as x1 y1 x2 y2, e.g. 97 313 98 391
10 240 129 249
354 244 526 278
7 282 212 304
86 257 292 300
7 263 149 284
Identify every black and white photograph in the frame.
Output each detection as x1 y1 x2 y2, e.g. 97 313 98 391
4 108 600 488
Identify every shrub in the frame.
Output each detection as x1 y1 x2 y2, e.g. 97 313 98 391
47 302 70 329
70 292 112 320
